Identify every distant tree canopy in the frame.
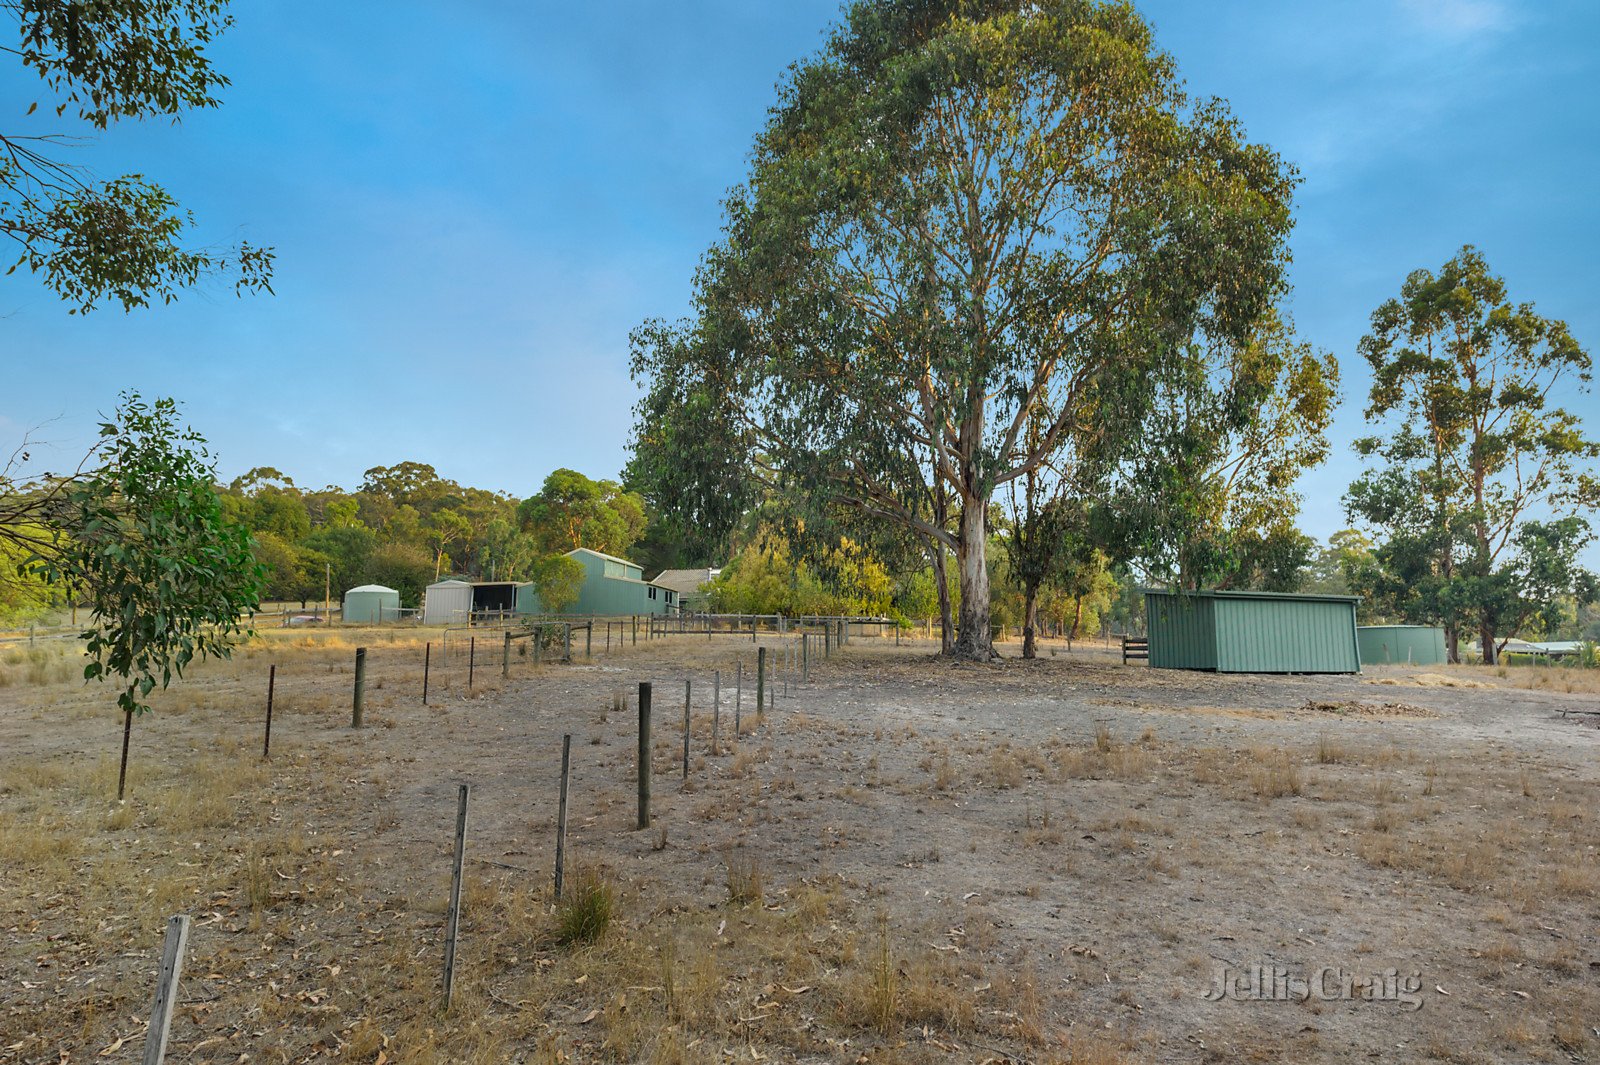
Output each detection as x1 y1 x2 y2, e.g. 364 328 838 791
518 468 646 559
631 0 1300 659
3 0 273 312
1345 246 1599 663
170 464 651 619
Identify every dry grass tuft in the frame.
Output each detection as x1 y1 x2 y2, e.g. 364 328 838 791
1315 732 1346 765
725 849 764 905
1248 749 1302 798
555 866 614 946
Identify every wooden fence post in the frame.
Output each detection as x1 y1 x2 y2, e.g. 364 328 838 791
443 783 470 1010
555 735 571 899
502 632 511 678
756 647 766 721
141 913 192 1065
262 664 276 760
352 648 366 728
712 675 721 754
637 682 652 829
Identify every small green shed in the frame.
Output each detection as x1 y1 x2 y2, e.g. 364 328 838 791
342 584 401 624
1143 589 1361 674
1356 625 1447 666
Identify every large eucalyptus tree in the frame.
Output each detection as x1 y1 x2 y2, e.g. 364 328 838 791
631 0 1296 658
1346 246 1598 664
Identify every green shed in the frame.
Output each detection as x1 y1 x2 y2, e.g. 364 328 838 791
1356 625 1447 666
342 584 401 624
514 549 679 617
1143 589 1361 674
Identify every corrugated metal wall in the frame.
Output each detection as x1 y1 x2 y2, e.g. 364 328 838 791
1145 591 1360 673
1356 626 1447 666
1213 597 1359 673
422 581 473 625
1146 593 1217 670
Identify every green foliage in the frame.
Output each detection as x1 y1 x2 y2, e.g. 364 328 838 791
529 553 585 614
4 1 273 311
1302 530 1374 599
893 566 944 622
1110 314 1338 590
707 536 893 617
631 0 1298 658
518 469 646 558
1346 246 1599 660
300 524 375 598
0 533 62 622
252 530 314 603
423 507 471 578
28 393 261 717
367 542 434 607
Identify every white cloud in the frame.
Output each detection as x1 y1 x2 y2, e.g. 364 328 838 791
1400 0 1512 39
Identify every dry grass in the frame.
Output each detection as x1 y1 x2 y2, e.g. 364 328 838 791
1247 748 1302 798
1315 731 1346 764
724 848 764 905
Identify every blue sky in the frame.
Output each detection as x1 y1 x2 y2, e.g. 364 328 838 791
2 0 1596 561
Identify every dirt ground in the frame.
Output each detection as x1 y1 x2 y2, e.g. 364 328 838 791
2 627 1598 1064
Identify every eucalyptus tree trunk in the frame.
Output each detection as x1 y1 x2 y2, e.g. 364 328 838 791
931 475 954 654
1021 583 1040 660
932 545 953 654
1479 620 1499 666
953 499 995 659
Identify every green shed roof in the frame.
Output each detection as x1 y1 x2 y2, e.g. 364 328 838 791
1140 587 1360 603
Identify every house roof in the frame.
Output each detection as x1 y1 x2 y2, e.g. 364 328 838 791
652 568 719 595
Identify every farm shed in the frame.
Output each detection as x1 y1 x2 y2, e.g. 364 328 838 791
560 548 678 616
422 580 473 625
422 579 527 624
1356 625 1447 666
341 584 400 624
1143 589 1361 674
